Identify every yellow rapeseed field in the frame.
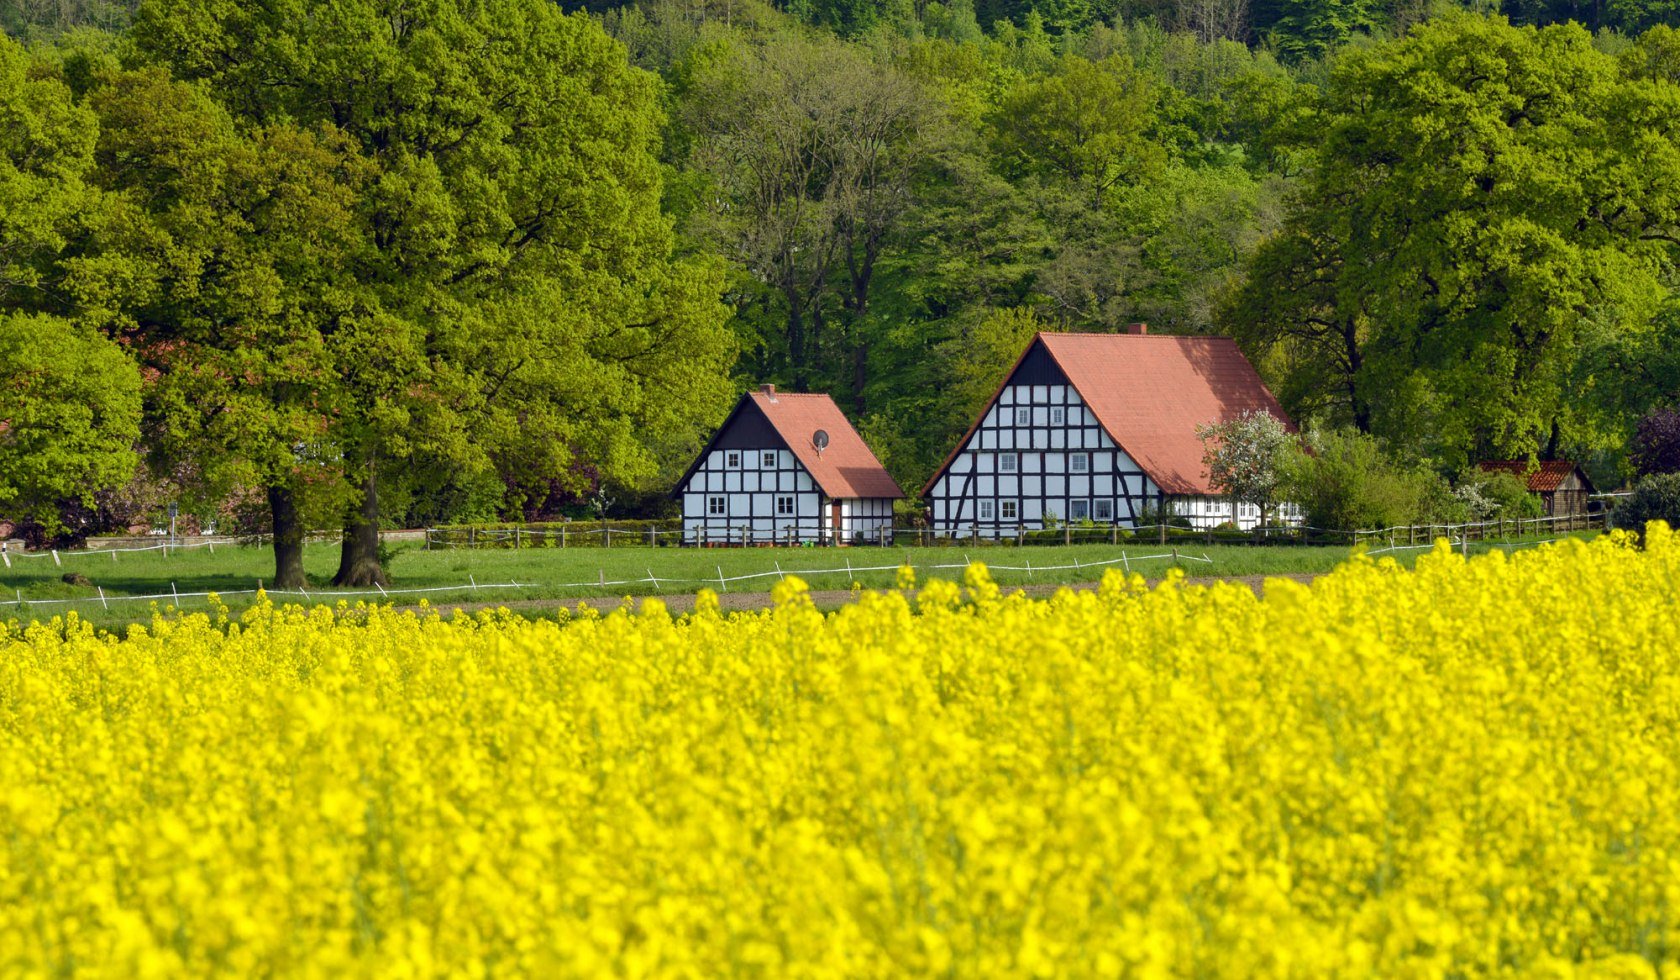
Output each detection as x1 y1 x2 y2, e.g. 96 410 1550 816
3 528 1680 977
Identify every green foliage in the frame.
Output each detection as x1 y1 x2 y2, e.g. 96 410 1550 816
0 313 140 529
674 30 932 393
1614 472 1680 536
81 65 368 517
130 0 737 535
1229 14 1680 470
0 0 135 38
1252 0 1382 63
0 31 100 312
1280 428 1450 531
0 34 141 531
11 2 1680 542
989 54 1164 198
943 307 1045 421
1453 469 1545 521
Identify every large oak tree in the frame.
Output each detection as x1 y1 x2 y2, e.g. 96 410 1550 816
1227 14 1680 467
132 0 736 584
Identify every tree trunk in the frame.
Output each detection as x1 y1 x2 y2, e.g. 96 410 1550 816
1343 318 1373 433
267 485 308 591
852 341 868 416
785 287 807 390
333 467 388 587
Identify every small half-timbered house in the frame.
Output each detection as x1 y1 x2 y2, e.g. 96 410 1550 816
922 326 1297 536
1478 460 1597 517
677 386 903 545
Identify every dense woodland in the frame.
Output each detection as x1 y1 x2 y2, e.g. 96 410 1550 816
3 0 1680 585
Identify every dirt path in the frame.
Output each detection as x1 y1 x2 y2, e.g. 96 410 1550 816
410 572 1322 619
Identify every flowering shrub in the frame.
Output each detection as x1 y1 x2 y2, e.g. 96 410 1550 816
3 528 1680 974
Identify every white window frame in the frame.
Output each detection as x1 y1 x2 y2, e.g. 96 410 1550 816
1016 406 1031 426
1070 499 1090 521
776 495 795 516
1070 452 1089 473
1094 499 1114 521
725 451 741 468
1051 407 1065 426
979 500 996 521
707 495 726 516
1001 500 1018 521
762 451 777 468
1000 452 1018 473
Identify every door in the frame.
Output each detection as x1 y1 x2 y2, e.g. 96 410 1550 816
831 501 843 545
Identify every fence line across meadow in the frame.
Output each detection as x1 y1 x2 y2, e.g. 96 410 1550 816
0 534 1590 614
1 511 1604 567
0 549 1220 611
423 512 1605 550
0 511 1599 578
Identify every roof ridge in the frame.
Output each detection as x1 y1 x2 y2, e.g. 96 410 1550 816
1042 330 1237 341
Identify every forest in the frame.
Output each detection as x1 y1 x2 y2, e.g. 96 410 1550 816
3 0 1680 585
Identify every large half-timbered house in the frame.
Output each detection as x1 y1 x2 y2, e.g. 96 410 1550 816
676 386 902 545
922 327 1297 535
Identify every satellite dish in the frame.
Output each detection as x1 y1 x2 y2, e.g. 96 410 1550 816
812 429 830 453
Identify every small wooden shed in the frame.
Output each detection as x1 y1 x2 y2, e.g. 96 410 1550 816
1478 460 1597 517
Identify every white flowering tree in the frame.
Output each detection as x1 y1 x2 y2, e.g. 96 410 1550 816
1197 411 1295 528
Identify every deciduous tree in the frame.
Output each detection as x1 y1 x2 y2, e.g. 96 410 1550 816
0 34 140 533
81 65 370 588
1228 15 1680 468
133 0 737 585
0 313 140 530
1198 408 1293 525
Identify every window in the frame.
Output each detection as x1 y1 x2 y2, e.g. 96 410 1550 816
1070 500 1090 521
1000 452 1018 472
776 495 795 516
1001 500 1018 521
1016 407 1031 426
707 496 726 516
762 451 777 468
1051 407 1065 426
979 500 995 520
725 451 741 468
1094 500 1114 521
1070 452 1089 473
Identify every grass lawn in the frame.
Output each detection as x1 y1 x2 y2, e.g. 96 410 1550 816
2 530 1595 632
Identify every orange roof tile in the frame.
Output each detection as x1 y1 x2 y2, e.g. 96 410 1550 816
1477 460 1590 493
748 391 903 499
924 332 1292 497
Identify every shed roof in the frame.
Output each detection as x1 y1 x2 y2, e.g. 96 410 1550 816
1478 460 1594 494
924 331 1292 497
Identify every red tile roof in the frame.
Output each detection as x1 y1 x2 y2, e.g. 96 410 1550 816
749 391 903 499
1478 460 1587 493
926 332 1290 496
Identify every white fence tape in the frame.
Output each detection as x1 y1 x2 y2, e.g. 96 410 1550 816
0 549 1214 611
0 523 1595 614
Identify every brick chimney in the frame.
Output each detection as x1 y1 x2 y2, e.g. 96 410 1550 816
1125 322 1148 335
760 383 777 401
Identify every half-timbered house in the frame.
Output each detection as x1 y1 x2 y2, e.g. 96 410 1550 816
676 386 902 545
922 326 1298 536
